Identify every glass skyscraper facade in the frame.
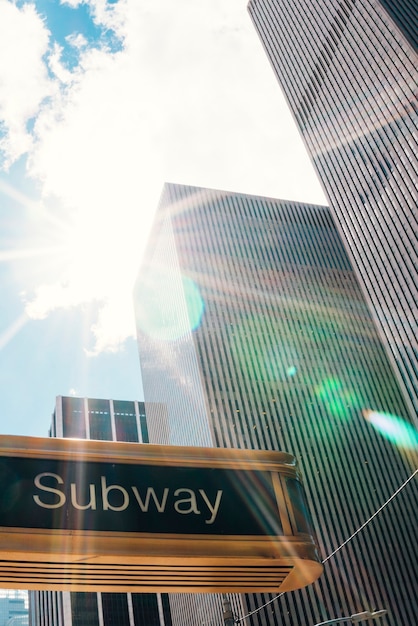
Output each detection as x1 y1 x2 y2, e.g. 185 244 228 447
247 0 418 421
0 592 28 626
29 396 172 626
134 183 417 626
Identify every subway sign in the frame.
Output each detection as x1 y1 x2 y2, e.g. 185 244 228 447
0 435 322 593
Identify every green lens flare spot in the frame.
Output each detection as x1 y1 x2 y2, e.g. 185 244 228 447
315 377 359 419
136 271 204 341
182 276 204 332
364 410 418 449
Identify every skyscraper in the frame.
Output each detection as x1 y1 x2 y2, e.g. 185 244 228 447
0 592 28 626
134 183 417 626
29 396 172 626
247 0 418 420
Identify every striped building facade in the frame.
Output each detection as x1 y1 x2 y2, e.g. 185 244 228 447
247 0 418 421
29 396 172 626
134 183 417 626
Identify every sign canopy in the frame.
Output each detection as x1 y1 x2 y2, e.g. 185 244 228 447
0 435 322 592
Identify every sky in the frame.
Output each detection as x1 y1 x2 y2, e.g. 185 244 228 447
0 0 326 438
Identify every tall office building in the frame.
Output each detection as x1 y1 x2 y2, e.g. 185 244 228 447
134 183 417 626
29 396 172 626
247 0 418 420
0 592 28 626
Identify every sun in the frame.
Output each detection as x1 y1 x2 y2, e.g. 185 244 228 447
0 176 158 354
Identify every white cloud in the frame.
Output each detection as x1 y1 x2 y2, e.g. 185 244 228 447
0 0 326 354
66 32 88 49
48 42 73 84
88 293 137 355
61 0 83 7
0 1 54 165
24 281 94 319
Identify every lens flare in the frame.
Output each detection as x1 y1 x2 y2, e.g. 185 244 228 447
315 377 360 419
363 410 418 450
287 365 298 377
230 316 301 384
182 276 204 332
136 270 204 341
264 342 299 382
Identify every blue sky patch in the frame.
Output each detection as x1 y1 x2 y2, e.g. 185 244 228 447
27 0 123 70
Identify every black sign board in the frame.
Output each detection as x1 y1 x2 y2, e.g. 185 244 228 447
0 456 282 536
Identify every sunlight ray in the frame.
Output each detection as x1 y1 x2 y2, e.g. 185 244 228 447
0 312 28 350
0 179 39 210
0 246 65 262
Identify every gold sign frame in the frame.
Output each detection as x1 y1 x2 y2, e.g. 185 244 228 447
0 435 322 592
